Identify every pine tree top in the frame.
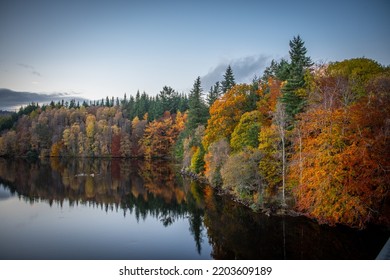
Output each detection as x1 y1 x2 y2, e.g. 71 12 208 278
222 65 236 93
289 35 313 69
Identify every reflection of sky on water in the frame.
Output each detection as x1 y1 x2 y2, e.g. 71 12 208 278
0 184 212 260
0 184 12 200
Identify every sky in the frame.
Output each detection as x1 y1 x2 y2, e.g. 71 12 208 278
0 0 389 110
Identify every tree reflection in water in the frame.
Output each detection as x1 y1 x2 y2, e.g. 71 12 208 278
0 158 387 259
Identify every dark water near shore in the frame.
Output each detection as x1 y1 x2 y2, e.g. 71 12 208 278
0 158 388 259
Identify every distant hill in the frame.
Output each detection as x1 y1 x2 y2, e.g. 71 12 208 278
0 110 13 117
0 88 85 111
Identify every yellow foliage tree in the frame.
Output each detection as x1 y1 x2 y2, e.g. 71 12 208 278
203 84 251 149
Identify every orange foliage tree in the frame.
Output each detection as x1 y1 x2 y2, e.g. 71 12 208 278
290 74 390 228
141 111 186 159
203 84 251 149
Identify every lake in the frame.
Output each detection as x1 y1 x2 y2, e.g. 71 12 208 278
0 158 388 259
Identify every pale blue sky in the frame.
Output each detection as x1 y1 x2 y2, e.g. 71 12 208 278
0 0 389 106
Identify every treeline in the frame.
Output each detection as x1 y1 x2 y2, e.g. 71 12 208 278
0 87 189 132
0 64 233 159
0 85 192 158
0 35 389 228
0 106 187 159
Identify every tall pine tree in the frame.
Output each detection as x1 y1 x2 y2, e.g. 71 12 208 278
221 65 236 93
187 76 208 131
281 35 312 122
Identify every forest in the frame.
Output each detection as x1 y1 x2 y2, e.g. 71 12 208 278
0 36 389 229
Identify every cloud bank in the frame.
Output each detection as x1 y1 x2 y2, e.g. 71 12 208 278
201 54 270 91
0 89 84 111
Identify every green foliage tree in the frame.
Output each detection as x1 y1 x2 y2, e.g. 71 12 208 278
190 145 206 174
182 125 205 170
159 86 177 114
221 65 236 93
281 35 313 122
230 110 263 152
327 58 384 101
207 81 222 107
262 58 290 82
186 77 208 131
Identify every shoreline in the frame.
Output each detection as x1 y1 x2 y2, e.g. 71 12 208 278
179 168 301 217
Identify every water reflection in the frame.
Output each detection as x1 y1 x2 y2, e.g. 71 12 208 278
0 158 388 259
0 158 209 259
0 158 190 216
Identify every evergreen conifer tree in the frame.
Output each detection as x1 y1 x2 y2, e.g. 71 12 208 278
281 35 312 122
221 65 236 93
159 86 176 114
207 81 221 106
178 93 189 113
187 77 208 131
289 35 312 70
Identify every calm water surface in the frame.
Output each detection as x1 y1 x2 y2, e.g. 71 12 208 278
0 158 388 259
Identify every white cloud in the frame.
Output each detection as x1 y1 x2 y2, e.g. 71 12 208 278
201 54 271 90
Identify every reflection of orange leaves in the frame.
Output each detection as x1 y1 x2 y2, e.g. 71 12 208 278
50 141 63 157
85 177 95 198
174 188 186 204
204 186 216 211
139 161 186 204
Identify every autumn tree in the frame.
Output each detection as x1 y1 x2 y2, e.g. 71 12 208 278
290 65 390 228
204 138 230 187
15 115 32 155
142 116 171 158
258 124 282 196
131 116 146 157
273 102 288 206
182 125 204 171
85 114 96 156
327 58 384 102
220 148 263 209
230 110 263 152
190 145 206 174
141 112 186 159
256 79 286 203
0 130 17 156
119 133 132 157
111 127 121 158
203 84 251 149
257 77 283 121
